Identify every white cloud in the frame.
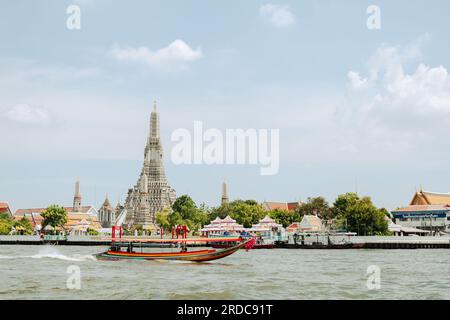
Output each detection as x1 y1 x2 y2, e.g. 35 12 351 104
111 40 203 69
259 4 296 28
335 35 450 161
3 104 51 125
348 38 450 119
348 71 368 89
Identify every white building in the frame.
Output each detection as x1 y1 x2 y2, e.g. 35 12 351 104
200 216 246 237
247 216 286 243
391 205 450 233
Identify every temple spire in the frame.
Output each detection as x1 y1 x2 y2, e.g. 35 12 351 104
102 194 111 208
221 179 229 205
150 100 160 140
73 179 82 212
124 101 176 227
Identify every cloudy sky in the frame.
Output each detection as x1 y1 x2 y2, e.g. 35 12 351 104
1 0 450 211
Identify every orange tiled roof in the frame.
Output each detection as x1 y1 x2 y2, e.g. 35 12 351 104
14 206 100 230
393 204 450 212
15 206 94 216
286 223 300 232
410 191 450 206
264 201 300 212
287 202 300 211
264 202 289 211
0 202 11 214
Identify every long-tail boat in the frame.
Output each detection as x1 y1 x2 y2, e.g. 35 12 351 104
95 237 254 262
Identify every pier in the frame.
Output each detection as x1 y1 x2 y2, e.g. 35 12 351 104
277 241 450 249
0 235 110 246
3 235 450 249
277 235 450 249
361 239 450 249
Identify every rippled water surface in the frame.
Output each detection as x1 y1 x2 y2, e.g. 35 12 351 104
1 245 450 299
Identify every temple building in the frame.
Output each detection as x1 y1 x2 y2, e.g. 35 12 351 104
98 195 122 228
247 216 286 243
390 189 450 234
410 190 450 205
200 216 246 237
13 180 101 235
262 201 302 212
123 102 176 229
286 215 324 234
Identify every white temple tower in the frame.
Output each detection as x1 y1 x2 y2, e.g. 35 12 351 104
99 195 115 228
221 179 229 205
73 180 82 212
124 102 176 227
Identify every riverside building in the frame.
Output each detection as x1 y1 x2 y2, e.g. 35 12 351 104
391 189 450 234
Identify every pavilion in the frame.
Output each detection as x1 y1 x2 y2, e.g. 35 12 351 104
200 216 245 237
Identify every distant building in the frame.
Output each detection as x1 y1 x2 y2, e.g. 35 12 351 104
390 189 450 234
262 201 301 212
298 215 324 233
391 204 450 233
99 195 116 228
286 215 324 234
13 180 101 235
0 202 12 216
221 179 229 205
124 102 176 229
286 222 300 233
387 217 430 236
200 216 246 237
410 190 450 206
247 216 286 243
73 180 82 212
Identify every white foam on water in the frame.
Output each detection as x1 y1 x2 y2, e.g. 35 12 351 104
0 255 16 260
0 246 96 262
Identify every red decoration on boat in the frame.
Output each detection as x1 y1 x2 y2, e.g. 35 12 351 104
245 237 257 250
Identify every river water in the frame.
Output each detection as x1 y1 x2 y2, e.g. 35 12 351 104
1 245 449 299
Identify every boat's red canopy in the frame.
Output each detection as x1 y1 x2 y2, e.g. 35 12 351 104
102 237 242 243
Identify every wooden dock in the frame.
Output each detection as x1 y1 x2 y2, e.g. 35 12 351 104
362 240 450 249
2 236 450 249
277 238 450 249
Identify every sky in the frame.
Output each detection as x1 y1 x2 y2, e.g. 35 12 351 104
1 0 450 212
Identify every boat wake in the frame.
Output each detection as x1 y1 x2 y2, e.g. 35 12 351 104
0 246 96 262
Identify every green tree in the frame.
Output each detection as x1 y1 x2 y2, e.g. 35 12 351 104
41 205 68 231
332 193 389 235
172 195 196 214
170 195 210 233
13 217 33 235
209 200 266 228
0 213 11 220
268 209 299 228
209 204 232 220
332 192 359 217
0 214 33 235
87 228 99 236
296 197 333 220
156 207 172 232
0 219 12 235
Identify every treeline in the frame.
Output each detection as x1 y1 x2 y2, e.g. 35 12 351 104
0 213 33 235
1 192 390 236
156 192 391 236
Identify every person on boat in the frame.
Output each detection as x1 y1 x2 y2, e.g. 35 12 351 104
127 243 133 253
